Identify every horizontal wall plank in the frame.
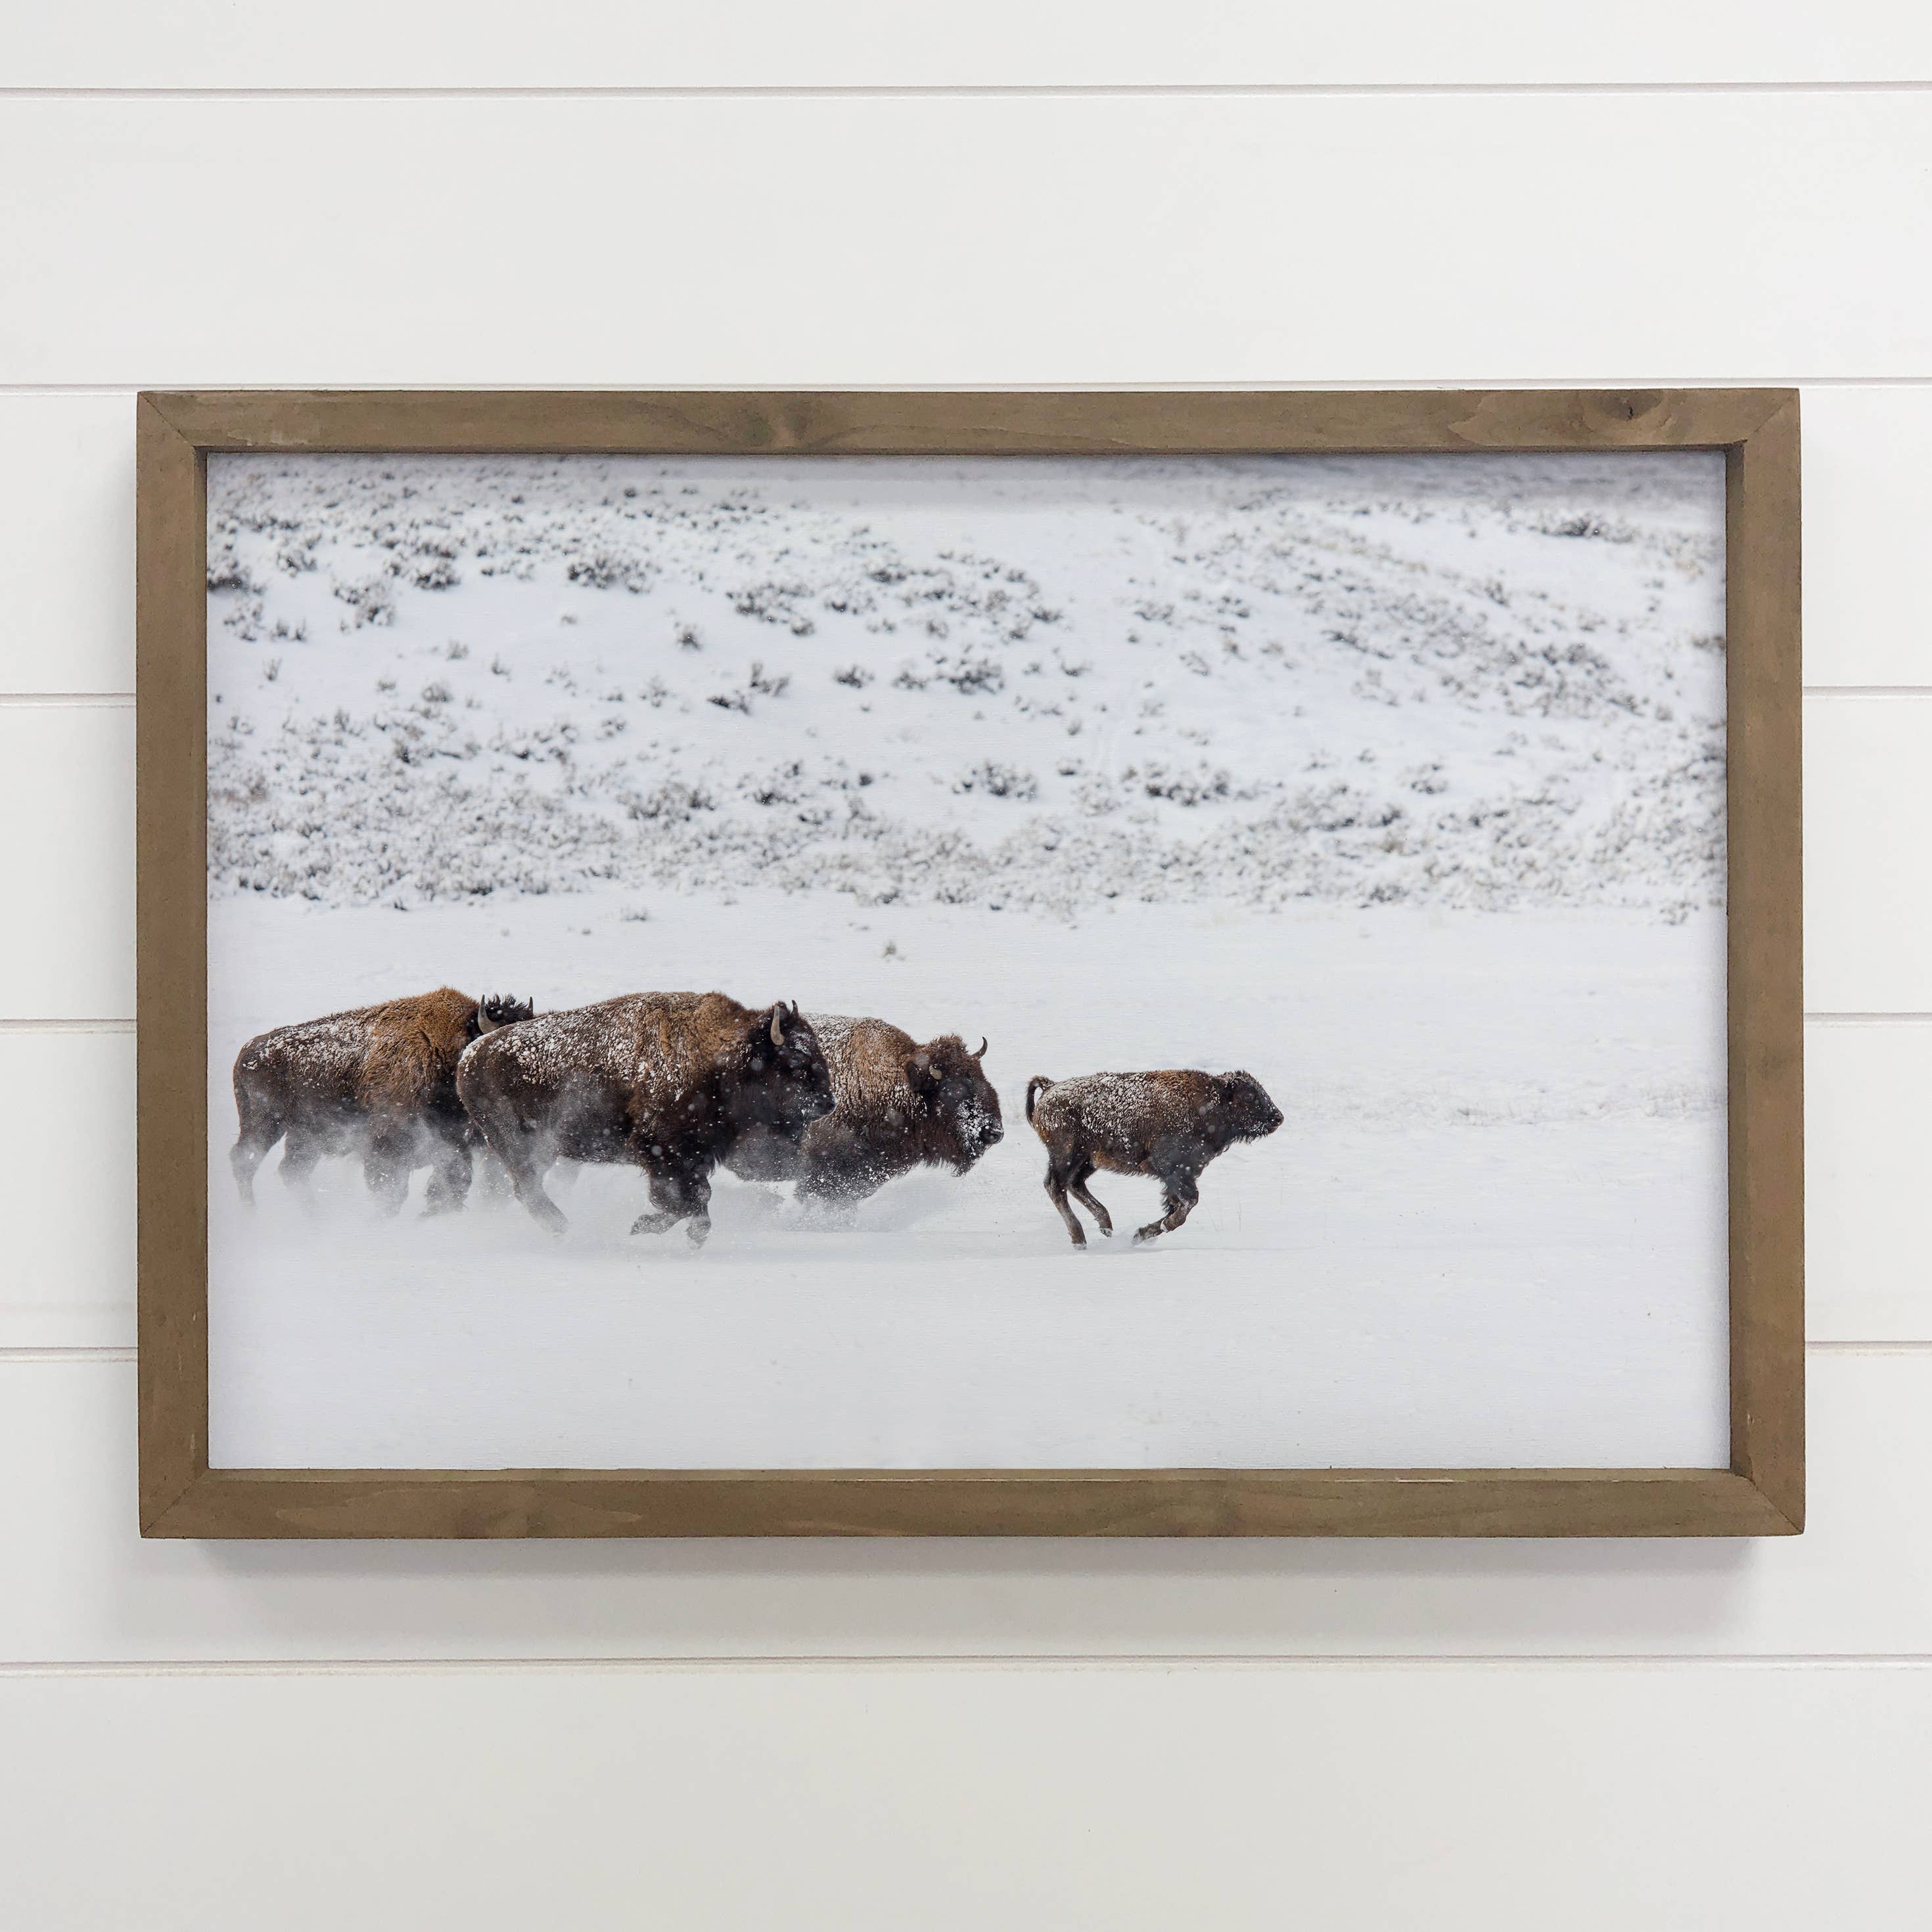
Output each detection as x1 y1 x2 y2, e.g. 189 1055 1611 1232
9 3 1932 91
1 97 1929 386
1 1351 1928 1660
1807 1023 1932 1339
0 395 133 695
0 708 132 1018
5 1662 1929 1932
1802 386 1932 689
1805 697 1932 1011
0 1032 134 1350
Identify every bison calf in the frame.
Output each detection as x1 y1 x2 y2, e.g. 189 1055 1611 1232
455 992 833 1246
1025 1069 1283 1247
231 988 535 1212
724 1015 1002 1205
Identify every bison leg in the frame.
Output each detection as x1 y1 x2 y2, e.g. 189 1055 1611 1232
1044 1159 1088 1248
229 1101 283 1208
461 1087 567 1233
630 1164 713 1247
1067 1160 1114 1239
277 1127 327 1195
1134 1166 1200 1245
474 1147 517 1205
363 1126 415 1216
422 1130 474 1217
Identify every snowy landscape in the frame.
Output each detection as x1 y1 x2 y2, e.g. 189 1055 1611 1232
205 450 1730 1473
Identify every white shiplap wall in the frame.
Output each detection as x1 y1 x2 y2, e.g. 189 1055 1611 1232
3 13 1930 1925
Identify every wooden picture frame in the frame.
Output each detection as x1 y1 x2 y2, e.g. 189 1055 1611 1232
136 388 1802 1538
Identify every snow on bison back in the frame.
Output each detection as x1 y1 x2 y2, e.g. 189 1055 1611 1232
1025 1069 1285 1247
230 987 535 1214
456 991 834 1247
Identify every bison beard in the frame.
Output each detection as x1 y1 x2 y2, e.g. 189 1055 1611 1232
455 992 835 1247
1025 1069 1284 1247
724 1014 1003 1205
230 988 535 1213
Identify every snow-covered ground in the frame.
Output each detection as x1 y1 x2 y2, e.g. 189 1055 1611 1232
205 451 1729 1472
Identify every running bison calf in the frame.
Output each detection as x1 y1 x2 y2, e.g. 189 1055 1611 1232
1025 1069 1283 1247
455 992 834 1246
724 1015 1003 1205
231 988 536 1212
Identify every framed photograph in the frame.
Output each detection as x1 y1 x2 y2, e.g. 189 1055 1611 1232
136 389 1801 1538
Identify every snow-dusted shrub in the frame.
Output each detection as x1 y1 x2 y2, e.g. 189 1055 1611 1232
954 760 1038 802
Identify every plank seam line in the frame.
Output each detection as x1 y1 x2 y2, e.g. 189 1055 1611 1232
3 1655 1932 1679
6 80 1932 102
7 377 1932 396
0 1020 135 1034
1805 1011 1932 1023
1805 687 1932 699
0 694 133 709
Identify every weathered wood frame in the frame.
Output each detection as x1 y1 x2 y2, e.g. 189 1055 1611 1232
136 388 1802 1538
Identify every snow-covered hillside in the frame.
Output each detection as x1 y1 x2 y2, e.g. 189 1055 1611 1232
206 451 1725 918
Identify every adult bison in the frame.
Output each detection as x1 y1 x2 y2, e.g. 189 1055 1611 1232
724 1015 1002 1206
1025 1068 1283 1247
230 988 536 1212
455 992 833 1246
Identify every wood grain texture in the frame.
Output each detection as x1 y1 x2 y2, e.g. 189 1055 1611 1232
135 398 208 1533
145 386 1791 456
141 1469 1794 1540
135 387 1805 1538
1725 397 1805 1530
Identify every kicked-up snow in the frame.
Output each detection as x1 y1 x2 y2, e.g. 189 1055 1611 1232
204 450 1730 1473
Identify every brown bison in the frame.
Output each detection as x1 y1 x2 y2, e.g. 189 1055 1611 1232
1025 1069 1283 1247
723 1015 1003 1205
230 988 536 1212
455 992 834 1246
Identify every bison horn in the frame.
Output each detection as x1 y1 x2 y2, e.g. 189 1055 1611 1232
973 1037 988 1060
770 1005 786 1047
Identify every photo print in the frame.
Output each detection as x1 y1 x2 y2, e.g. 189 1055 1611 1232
206 448 1728 1471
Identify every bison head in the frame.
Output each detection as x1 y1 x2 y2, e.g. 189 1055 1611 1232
1214 1070 1284 1145
476 992 536 1035
731 1001 835 1141
908 1034 1004 1174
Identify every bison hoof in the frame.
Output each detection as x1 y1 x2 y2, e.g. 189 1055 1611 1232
685 1218 711 1249
630 1210 678 1236
1132 1224 1164 1245
529 1200 568 1236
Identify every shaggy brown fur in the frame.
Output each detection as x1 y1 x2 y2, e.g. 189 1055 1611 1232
231 988 535 1212
1025 1069 1283 1247
724 1015 1002 1204
455 992 834 1246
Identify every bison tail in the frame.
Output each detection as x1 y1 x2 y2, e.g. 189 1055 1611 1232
1024 1074 1053 1124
